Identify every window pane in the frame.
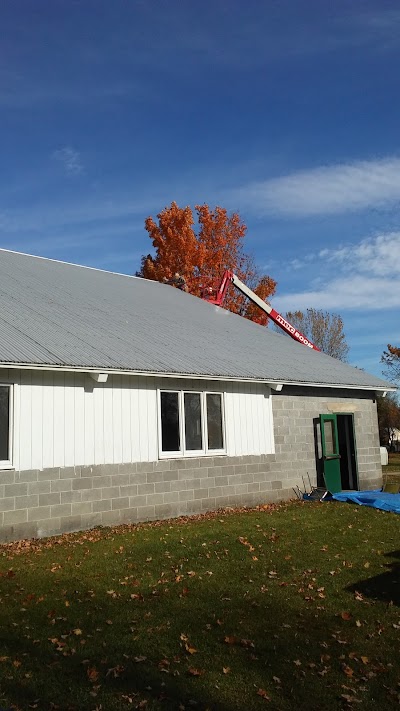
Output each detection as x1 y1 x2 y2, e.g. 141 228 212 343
323 420 335 455
0 387 10 461
184 392 202 450
161 392 180 452
206 394 223 450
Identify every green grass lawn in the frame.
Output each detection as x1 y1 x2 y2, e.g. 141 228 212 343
383 452 400 473
0 501 399 711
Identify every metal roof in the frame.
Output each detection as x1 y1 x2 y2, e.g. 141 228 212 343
0 248 391 391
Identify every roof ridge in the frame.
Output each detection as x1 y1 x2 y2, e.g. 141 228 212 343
0 247 147 282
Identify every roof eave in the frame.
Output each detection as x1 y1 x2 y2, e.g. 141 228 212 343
0 361 394 392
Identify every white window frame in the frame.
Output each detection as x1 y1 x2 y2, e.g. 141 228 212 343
157 389 226 459
0 383 13 469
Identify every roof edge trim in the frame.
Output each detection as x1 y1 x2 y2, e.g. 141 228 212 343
0 362 394 391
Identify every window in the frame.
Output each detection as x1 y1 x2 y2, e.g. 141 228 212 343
0 385 12 467
159 390 225 457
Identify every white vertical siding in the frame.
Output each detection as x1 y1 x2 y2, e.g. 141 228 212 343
1 369 274 471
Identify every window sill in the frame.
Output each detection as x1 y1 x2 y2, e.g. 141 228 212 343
0 463 15 471
159 451 227 460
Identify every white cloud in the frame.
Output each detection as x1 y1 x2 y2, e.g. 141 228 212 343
52 146 84 176
274 232 400 311
233 156 400 217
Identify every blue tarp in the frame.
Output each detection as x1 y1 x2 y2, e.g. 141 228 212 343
332 489 400 514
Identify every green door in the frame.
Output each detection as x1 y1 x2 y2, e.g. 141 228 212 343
320 414 342 494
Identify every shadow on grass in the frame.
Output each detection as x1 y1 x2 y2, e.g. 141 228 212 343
0 579 396 711
347 549 400 607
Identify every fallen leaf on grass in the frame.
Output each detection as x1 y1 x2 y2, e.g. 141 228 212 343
343 665 354 678
223 667 230 674
185 642 197 655
341 612 352 621
257 689 271 701
87 666 99 683
188 667 203 676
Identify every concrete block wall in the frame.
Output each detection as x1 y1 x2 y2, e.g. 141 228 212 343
0 388 382 543
272 388 381 492
0 455 287 543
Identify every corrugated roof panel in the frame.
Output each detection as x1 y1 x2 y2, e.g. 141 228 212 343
0 249 391 390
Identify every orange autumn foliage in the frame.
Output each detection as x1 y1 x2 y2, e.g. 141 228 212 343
138 202 276 325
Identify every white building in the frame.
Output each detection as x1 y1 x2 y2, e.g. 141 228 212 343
0 250 391 542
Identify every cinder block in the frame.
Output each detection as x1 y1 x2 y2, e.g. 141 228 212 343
71 502 93 516
92 499 112 513
50 479 73 493
194 488 208 500
179 490 194 502
110 474 130 487
129 472 147 485
111 496 130 510
201 497 215 510
4 483 28 498
61 490 82 504
59 516 83 533
178 467 202 480
181 458 200 469
186 500 203 515
101 486 119 499
80 488 101 502
118 462 137 474
154 460 171 471
17 469 39 483
90 475 110 489
38 467 60 481
28 481 50 497
137 461 154 473
60 466 80 479
15 494 39 509
119 484 138 497
0 498 15 512
0 471 16 485
137 483 155 495
234 484 248 495
137 505 156 520
119 507 138 524
39 493 61 507
162 471 179 482
28 506 51 522
81 465 98 477
101 510 122 526
72 478 93 490
163 491 179 504
146 471 165 483
146 493 165 506
155 503 181 519
129 495 147 508
81 512 103 529
4 509 28 526
154 481 171 493
50 504 72 518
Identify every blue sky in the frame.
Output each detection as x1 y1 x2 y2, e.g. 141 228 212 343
1 1 400 378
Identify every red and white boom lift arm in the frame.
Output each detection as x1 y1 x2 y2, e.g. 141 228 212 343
201 270 320 351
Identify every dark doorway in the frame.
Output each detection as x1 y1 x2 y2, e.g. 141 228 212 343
336 414 358 490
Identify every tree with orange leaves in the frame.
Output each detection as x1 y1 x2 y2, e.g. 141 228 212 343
137 202 276 325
